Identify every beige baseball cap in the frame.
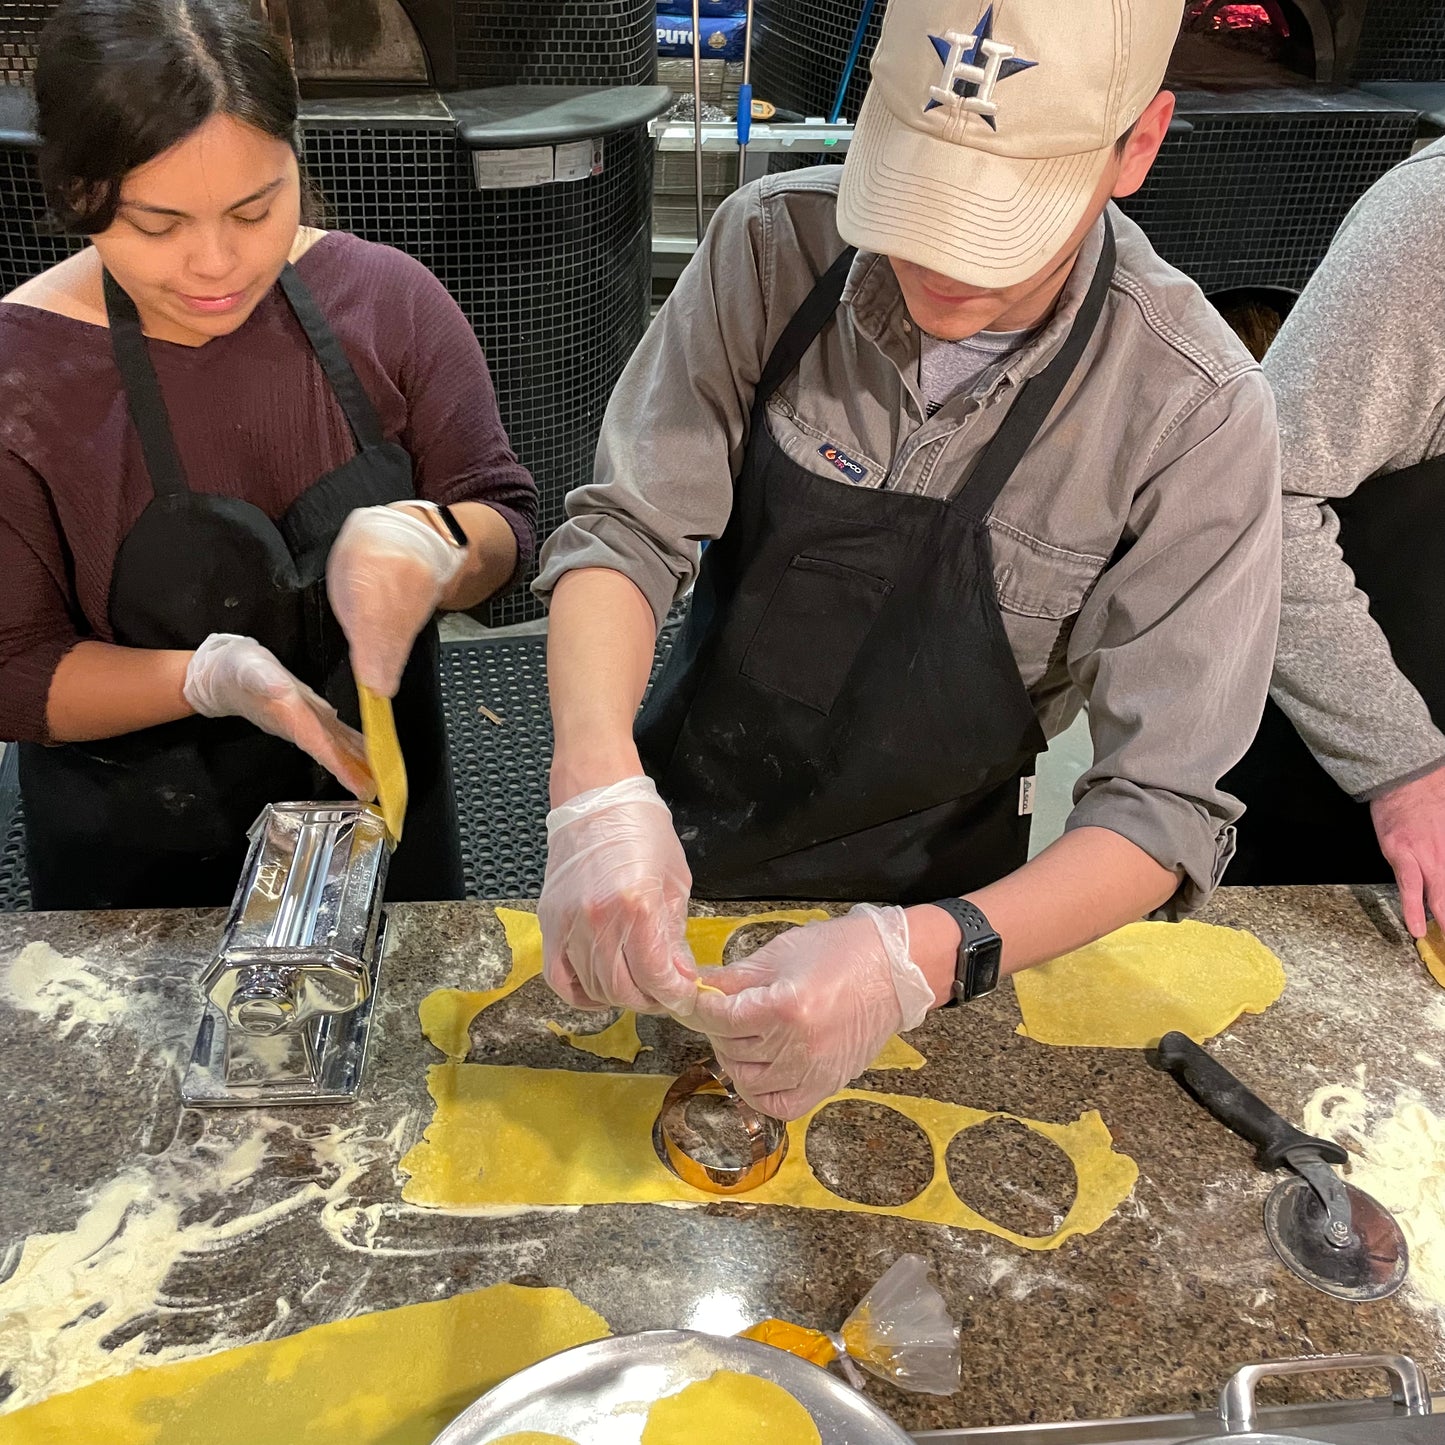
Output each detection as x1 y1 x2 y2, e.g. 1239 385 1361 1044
837 0 1183 288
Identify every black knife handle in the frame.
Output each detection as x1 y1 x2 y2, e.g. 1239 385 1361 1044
1157 1032 1348 1171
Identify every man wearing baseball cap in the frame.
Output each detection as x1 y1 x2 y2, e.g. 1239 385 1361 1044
532 0 1281 1118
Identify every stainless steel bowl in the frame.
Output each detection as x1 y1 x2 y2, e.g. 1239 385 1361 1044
430 1329 914 1444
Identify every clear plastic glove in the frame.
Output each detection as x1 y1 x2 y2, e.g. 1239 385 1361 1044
1371 761 1445 938
184 633 375 799
691 904 935 1120
327 503 465 697
538 775 699 1015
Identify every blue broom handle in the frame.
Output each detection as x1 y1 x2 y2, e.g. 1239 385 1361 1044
829 0 878 124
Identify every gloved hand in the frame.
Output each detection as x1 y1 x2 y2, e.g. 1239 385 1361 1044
690 904 936 1120
538 775 699 1015
184 633 375 799
327 503 466 697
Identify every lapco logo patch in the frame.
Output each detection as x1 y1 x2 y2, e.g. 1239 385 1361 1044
819 444 869 483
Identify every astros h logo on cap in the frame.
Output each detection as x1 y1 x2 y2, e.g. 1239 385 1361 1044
925 7 1036 130
837 0 1184 288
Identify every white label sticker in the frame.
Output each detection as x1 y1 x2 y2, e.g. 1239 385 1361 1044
471 146 554 190
555 137 604 183
1019 775 1037 817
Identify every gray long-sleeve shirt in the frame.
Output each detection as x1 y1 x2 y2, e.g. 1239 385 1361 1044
1265 137 1445 801
535 170 1282 910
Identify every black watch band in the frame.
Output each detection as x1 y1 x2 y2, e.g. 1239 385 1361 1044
931 897 1003 1005
433 502 469 548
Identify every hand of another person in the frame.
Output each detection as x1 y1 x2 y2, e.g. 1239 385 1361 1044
690 904 936 1120
537 775 699 1015
184 633 375 798
1370 761 1445 937
327 503 465 697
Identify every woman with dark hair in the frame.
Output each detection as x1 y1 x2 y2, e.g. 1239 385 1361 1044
0 0 537 909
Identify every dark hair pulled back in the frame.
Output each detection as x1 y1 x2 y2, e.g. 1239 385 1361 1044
35 0 317 234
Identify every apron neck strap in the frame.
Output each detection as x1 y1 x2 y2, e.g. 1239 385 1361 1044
951 212 1117 520
753 245 858 410
276 262 384 451
102 270 190 499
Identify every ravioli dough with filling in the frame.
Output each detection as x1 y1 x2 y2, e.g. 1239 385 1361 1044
641 1371 821 1445
399 1064 1138 1251
0 1283 609 1445
1417 923 1445 990
1013 919 1285 1049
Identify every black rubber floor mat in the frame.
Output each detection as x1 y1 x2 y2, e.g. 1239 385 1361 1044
442 623 679 899
0 626 681 911
441 635 552 900
0 746 28 913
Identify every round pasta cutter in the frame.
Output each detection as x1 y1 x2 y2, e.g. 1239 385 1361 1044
1263 1172 1408 1304
1157 1032 1407 1304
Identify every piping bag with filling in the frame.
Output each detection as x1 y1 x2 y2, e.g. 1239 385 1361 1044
742 1254 960 1395
358 683 407 844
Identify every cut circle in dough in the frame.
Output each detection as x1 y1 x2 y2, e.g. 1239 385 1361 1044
400 1065 1138 1251
1013 919 1285 1049
490 1435 580 1444
640 1370 821 1445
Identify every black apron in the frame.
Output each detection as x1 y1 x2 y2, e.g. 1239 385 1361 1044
636 219 1116 903
19 264 465 910
1225 450 1445 884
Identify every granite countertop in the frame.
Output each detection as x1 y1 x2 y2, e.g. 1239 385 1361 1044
0 886 1440 1435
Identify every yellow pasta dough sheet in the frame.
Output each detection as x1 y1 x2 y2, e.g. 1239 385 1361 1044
545 1014 649 1062
1013 919 1286 1049
399 1064 1138 1251
421 909 925 1071
357 683 407 845
1417 923 1445 989
0 1283 609 1445
642 1371 820 1445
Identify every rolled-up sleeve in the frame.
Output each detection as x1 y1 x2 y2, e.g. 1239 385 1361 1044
1064 370 1282 913
532 183 771 630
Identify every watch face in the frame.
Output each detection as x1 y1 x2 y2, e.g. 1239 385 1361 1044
969 935 1003 999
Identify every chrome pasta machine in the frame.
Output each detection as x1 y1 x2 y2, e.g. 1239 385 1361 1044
181 802 391 1108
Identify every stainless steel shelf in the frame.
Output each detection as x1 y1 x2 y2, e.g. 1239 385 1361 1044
648 118 853 153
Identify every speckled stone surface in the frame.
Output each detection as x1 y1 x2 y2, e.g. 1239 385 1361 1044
0 886 1441 1435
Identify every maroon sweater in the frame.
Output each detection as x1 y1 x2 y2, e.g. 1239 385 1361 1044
0 232 537 743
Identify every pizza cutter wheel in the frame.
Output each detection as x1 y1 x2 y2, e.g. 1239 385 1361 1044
1158 1032 1408 1303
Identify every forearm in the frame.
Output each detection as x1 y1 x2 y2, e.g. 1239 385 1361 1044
1273 495 1445 797
435 502 520 611
546 568 658 805
907 826 1179 1006
46 640 194 742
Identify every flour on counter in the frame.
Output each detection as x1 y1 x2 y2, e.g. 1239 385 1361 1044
1303 1085 1445 1316
0 1114 404 1412
0 942 128 1038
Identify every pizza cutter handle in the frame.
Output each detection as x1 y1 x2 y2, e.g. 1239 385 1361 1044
1156 1032 1348 1171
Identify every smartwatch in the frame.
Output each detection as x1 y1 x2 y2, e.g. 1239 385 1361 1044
930 897 1003 1005
400 499 469 548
